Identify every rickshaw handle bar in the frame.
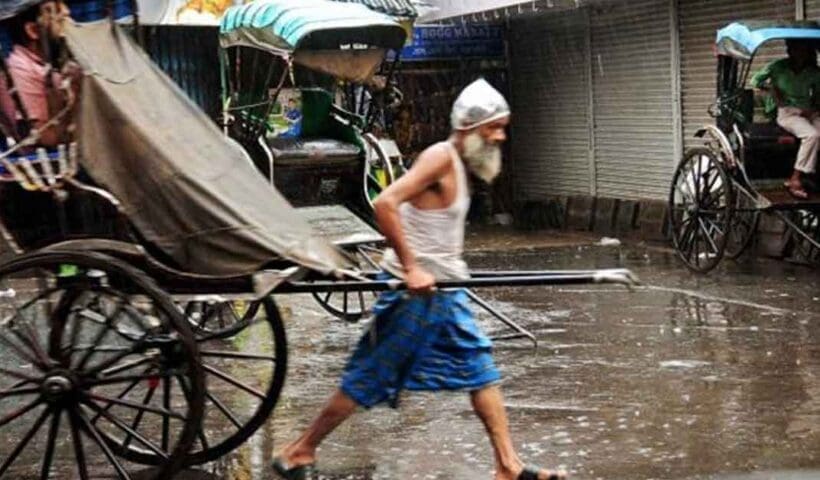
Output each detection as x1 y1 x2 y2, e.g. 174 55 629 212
280 270 640 294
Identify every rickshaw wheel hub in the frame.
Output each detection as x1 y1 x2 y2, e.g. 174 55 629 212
42 372 76 400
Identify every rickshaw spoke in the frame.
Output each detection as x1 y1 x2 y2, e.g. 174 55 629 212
11 320 50 368
76 406 133 480
39 407 62 480
121 384 157 449
701 165 720 196
174 375 208 451
68 344 131 355
679 216 698 251
90 378 140 424
203 364 266 400
75 298 128 370
200 350 277 362
698 218 720 254
702 216 726 237
0 328 46 370
0 385 41 398
682 224 698 257
0 396 43 429
86 391 184 420
691 228 701 265
205 390 243 429
162 377 171 451
68 407 90 480
75 305 145 342
88 351 152 378
0 405 50 476
675 182 695 204
0 366 41 384
343 291 349 314
81 400 169 459
84 344 146 377
57 289 87 360
87 369 184 388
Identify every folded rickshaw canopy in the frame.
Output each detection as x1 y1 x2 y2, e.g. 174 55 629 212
65 19 352 276
717 20 820 60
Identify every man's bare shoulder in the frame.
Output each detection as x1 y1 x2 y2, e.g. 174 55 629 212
412 142 452 173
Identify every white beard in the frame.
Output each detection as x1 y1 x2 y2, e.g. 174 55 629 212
462 132 502 184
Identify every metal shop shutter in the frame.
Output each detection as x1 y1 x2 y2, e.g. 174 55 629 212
508 11 592 199
590 0 676 200
679 0 795 153
808 0 820 20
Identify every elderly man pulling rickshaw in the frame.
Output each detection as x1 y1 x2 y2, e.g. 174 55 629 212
272 79 567 480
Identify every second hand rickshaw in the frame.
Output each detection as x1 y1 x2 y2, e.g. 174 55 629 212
669 20 820 273
219 0 409 211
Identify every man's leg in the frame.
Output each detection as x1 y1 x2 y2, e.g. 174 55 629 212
471 386 566 480
778 107 819 196
276 389 359 467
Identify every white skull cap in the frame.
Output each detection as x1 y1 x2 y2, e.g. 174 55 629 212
451 79 510 131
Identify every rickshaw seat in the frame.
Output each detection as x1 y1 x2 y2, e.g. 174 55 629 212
267 137 361 166
746 122 798 147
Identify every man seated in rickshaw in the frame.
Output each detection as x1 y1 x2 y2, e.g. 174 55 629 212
0 0 78 148
752 39 820 199
0 1 102 249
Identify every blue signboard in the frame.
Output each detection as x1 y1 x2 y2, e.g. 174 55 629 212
397 24 505 61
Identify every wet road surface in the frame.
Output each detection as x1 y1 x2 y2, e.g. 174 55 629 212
3 238 820 479
205 241 820 479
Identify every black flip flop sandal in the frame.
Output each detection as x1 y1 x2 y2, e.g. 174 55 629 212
272 457 317 480
518 465 565 480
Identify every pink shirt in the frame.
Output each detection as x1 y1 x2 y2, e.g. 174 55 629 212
0 46 61 137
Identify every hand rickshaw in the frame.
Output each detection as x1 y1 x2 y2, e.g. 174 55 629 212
215 0 541 343
219 0 410 212
669 21 820 273
0 2 638 479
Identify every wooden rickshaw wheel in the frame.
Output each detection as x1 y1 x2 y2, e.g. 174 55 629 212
0 250 205 480
669 147 734 273
100 297 287 467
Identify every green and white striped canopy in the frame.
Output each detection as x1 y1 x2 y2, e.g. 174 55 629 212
220 0 407 55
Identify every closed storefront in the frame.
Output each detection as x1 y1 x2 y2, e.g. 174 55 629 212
807 0 820 20
508 11 592 199
590 0 677 200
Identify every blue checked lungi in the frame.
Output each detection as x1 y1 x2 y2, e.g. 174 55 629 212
340 286 501 409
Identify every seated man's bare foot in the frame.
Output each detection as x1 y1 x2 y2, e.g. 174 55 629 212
785 179 810 199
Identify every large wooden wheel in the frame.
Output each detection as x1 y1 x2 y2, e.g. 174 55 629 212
0 251 204 480
104 298 287 467
669 147 734 273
